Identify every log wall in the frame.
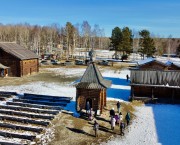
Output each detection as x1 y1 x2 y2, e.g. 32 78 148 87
0 49 38 77
132 85 180 103
76 88 107 113
20 59 39 76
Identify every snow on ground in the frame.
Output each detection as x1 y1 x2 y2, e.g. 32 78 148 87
0 82 76 101
103 104 180 145
0 67 180 145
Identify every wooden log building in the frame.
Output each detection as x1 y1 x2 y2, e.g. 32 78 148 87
0 42 39 77
76 62 111 114
130 58 180 103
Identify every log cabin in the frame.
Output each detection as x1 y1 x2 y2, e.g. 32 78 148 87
130 58 180 103
76 62 111 114
0 42 39 77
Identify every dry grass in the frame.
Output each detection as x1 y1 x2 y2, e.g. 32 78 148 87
0 67 79 87
49 100 143 145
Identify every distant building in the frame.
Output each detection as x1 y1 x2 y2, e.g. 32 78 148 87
0 42 39 77
76 62 111 114
130 58 180 103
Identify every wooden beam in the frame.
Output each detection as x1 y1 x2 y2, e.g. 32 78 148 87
0 131 36 141
172 89 175 104
0 122 43 133
6 102 62 110
151 87 154 99
131 86 134 100
0 105 59 115
0 109 54 120
0 115 49 126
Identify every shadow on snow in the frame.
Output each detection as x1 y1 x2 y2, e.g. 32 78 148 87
147 104 180 145
107 88 130 101
104 77 130 86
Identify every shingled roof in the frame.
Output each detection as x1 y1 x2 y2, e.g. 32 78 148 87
0 42 39 60
76 62 111 89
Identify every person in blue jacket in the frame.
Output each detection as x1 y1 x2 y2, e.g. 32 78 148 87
125 112 130 126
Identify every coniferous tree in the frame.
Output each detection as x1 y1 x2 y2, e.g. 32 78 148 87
121 27 133 55
110 27 122 59
65 22 75 59
139 30 155 59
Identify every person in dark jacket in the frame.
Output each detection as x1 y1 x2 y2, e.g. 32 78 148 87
120 122 125 136
110 108 115 118
125 112 130 126
93 120 99 137
126 74 129 82
116 101 121 113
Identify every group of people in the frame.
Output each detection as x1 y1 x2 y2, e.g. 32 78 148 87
86 100 131 137
109 101 131 135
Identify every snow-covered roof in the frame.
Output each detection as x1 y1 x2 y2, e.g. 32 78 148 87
137 57 180 68
137 57 155 65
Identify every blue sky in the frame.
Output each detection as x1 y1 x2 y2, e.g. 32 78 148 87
0 0 180 37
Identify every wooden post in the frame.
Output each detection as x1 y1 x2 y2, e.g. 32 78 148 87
105 89 107 107
131 86 134 100
172 89 175 104
102 89 104 107
151 87 154 99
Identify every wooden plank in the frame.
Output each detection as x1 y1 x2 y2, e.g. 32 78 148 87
0 115 50 126
0 109 54 120
0 95 12 98
21 96 71 103
13 99 67 106
6 102 62 110
0 141 26 145
0 131 36 140
0 91 17 95
0 122 43 133
0 105 59 115
24 93 72 100
0 97 6 101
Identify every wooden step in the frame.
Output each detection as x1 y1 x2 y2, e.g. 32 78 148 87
0 95 12 98
0 91 17 95
0 105 59 115
13 99 67 106
24 93 72 100
0 141 26 145
21 96 71 103
0 131 36 140
7 102 62 110
0 122 43 133
0 115 50 126
0 96 7 101
0 109 54 120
